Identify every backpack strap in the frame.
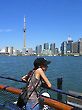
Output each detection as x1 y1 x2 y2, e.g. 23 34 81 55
28 78 40 99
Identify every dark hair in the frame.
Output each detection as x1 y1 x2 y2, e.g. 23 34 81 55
33 57 51 69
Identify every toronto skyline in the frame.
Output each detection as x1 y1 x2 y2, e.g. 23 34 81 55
0 0 82 50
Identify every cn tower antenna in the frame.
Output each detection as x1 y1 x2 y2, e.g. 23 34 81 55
24 16 26 48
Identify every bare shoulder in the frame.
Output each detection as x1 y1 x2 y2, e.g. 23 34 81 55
35 68 43 73
34 68 43 79
35 68 45 77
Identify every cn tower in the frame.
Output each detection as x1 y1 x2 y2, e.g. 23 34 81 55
24 16 26 48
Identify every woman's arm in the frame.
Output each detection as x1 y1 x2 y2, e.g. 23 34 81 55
35 68 51 88
22 70 33 82
21 75 28 82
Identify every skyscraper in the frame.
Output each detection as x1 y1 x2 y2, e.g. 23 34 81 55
78 38 82 55
50 43 55 55
72 42 79 53
10 47 14 55
61 41 67 55
36 45 42 55
5 47 8 53
67 36 73 53
44 43 49 50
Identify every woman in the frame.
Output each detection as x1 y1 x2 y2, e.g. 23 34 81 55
22 57 52 110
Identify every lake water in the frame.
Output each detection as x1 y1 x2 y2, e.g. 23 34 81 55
0 56 82 93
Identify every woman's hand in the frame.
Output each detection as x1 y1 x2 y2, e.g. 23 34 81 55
21 75 28 82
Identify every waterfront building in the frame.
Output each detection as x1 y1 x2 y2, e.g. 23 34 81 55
50 43 55 55
5 47 8 53
14 49 17 56
0 47 15 56
44 43 49 50
10 47 14 55
78 38 82 55
67 37 73 53
42 49 52 56
22 48 26 55
61 41 67 55
0 48 9 55
36 45 42 55
72 42 79 54
55 48 59 55
27 48 34 55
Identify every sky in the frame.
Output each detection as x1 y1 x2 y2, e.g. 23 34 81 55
0 0 82 50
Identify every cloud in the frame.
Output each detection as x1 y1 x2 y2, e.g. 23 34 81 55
0 29 13 32
5 29 13 32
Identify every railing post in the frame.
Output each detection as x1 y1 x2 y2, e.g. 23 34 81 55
57 77 63 101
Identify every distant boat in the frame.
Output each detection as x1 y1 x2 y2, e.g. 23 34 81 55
74 54 79 57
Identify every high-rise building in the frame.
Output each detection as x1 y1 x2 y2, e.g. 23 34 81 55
78 38 82 55
72 42 79 53
44 43 49 50
5 47 8 53
67 37 73 53
10 47 13 55
55 48 59 54
50 43 55 54
61 41 67 55
36 45 42 55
